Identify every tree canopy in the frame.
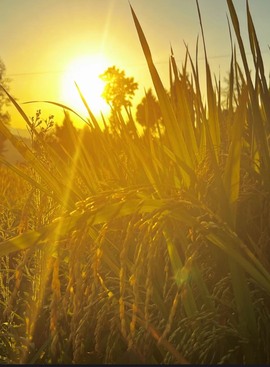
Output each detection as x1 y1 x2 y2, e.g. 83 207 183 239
136 88 162 131
100 66 138 111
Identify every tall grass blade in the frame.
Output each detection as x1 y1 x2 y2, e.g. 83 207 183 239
130 5 194 186
23 99 90 126
227 0 270 184
196 1 220 155
223 88 248 225
74 82 101 130
246 1 270 128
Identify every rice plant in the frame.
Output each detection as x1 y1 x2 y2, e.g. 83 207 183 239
0 1 270 364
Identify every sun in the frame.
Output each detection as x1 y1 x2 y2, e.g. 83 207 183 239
61 54 111 117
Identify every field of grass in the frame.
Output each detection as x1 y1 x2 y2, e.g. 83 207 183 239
1 1 270 364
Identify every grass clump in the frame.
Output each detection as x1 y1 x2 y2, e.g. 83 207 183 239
1 0 270 364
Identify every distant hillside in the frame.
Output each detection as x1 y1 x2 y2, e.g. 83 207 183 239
1 132 31 164
9 127 31 138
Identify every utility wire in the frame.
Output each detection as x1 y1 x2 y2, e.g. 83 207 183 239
6 49 270 78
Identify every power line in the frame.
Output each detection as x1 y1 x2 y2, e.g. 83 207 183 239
6 49 270 79
7 70 64 77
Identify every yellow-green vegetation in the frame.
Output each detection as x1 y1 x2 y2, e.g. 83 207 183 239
1 1 270 364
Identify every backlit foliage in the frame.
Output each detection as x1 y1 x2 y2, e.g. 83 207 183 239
100 66 138 111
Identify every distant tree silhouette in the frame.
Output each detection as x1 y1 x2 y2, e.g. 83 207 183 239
100 66 138 112
0 58 10 154
53 111 78 157
136 88 162 133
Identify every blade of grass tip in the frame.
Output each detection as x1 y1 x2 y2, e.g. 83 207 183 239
196 0 220 153
181 50 191 103
170 46 179 83
100 111 108 130
228 0 270 183
246 0 267 91
169 54 174 95
246 5 261 112
75 82 101 131
170 48 198 161
246 1 270 125
227 0 252 86
213 73 221 113
130 4 194 183
195 34 199 80
218 73 221 112
23 99 91 127
185 9 230 218
184 41 204 122
183 45 206 158
0 85 37 134
196 0 207 62
183 46 188 73
196 0 214 112
226 14 235 111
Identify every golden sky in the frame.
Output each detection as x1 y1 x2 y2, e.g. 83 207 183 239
1 0 270 129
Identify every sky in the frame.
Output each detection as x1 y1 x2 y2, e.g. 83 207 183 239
1 0 270 129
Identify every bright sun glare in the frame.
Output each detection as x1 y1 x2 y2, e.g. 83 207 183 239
61 54 111 117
